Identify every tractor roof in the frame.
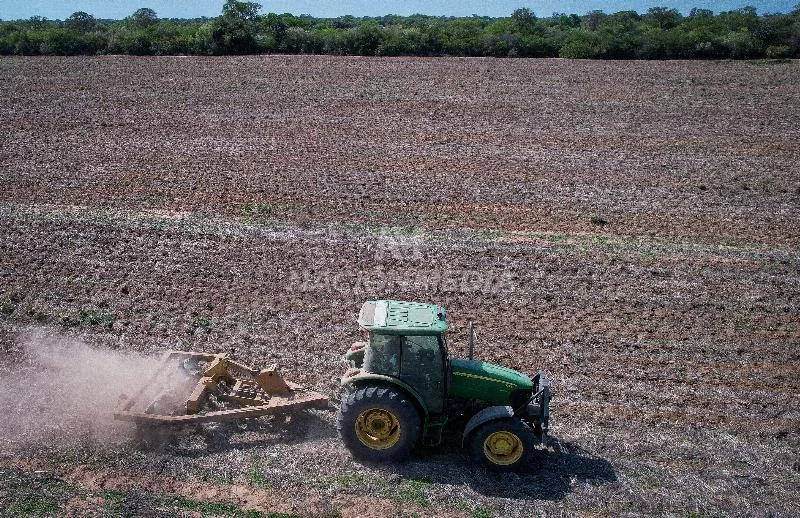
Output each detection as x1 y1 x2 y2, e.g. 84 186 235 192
358 300 448 336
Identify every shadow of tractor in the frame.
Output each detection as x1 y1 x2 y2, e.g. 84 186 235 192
137 414 615 503
385 436 617 502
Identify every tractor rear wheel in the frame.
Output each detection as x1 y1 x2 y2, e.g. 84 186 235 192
470 418 534 472
336 385 421 462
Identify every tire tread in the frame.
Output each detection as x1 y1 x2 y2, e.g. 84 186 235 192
336 384 421 462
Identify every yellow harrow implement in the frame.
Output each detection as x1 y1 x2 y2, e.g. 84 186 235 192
114 350 328 425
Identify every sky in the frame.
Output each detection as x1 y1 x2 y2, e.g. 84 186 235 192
0 0 795 21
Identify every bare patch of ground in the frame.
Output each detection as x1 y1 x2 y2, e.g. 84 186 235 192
1 56 798 245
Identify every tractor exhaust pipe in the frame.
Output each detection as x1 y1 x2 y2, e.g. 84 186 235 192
468 320 476 360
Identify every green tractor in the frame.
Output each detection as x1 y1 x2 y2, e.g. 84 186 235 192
336 300 550 471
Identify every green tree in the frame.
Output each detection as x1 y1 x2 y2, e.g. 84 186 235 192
211 0 262 54
318 27 348 54
131 8 158 28
0 5 797 59
553 13 581 28
2 28 34 54
281 26 308 52
719 6 759 31
222 0 261 20
483 32 514 56
377 26 430 56
191 22 215 54
643 7 681 30
350 21 384 55
765 44 791 57
559 29 605 58
517 33 554 57
689 8 713 18
599 11 643 58
434 19 484 55
38 27 106 55
583 10 606 31
722 28 763 57
637 27 687 58
65 11 98 32
26 16 51 30
260 13 287 49
512 7 536 33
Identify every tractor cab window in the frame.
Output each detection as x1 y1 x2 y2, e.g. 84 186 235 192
364 333 401 376
401 335 444 414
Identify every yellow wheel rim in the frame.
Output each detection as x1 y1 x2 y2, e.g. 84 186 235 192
354 408 401 450
483 430 524 465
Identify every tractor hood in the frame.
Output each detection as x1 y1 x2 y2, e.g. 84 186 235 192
449 359 533 406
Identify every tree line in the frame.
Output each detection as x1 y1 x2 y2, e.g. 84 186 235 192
1 1 799 59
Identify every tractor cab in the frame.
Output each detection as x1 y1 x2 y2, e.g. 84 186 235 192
348 300 449 414
339 300 551 471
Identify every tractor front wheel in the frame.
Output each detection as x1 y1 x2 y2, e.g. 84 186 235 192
470 418 534 472
336 385 420 462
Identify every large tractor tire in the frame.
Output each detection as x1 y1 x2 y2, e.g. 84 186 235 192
469 418 534 472
336 385 421 462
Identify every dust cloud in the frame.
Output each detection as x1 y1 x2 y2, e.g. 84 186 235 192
0 330 160 450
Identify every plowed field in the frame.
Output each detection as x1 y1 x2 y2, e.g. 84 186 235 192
1 56 798 517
